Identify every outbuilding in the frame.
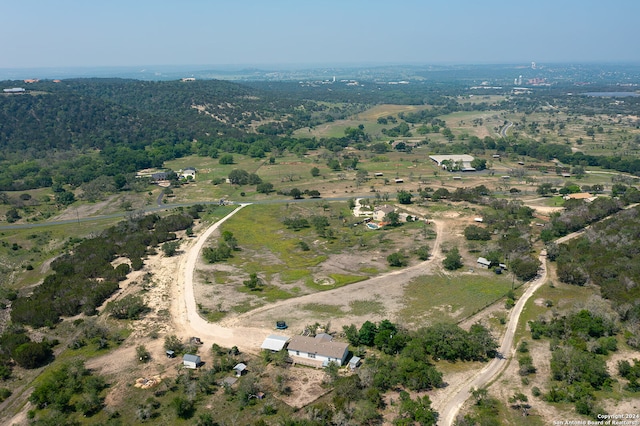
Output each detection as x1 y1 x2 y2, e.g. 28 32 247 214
477 257 492 269
183 354 201 369
261 335 290 352
349 356 362 370
233 363 247 377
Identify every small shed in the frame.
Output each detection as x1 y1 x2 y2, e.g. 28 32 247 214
166 350 175 358
233 363 247 377
261 335 289 352
349 356 361 370
477 257 492 269
183 354 201 369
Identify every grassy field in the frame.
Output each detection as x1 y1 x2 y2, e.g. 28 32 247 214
399 272 514 326
3 99 640 426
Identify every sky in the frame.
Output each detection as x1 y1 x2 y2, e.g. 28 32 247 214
2 0 639 69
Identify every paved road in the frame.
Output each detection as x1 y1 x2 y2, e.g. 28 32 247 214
498 121 513 138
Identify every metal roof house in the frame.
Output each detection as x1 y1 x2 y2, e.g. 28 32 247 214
261 335 289 352
287 335 349 368
183 354 201 369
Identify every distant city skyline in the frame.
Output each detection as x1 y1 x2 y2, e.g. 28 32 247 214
2 0 639 70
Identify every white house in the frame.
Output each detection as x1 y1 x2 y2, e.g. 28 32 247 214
287 334 349 367
261 335 289 352
373 205 395 222
429 154 476 171
183 354 201 369
181 167 196 180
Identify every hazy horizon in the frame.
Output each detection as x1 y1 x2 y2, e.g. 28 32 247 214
2 0 639 71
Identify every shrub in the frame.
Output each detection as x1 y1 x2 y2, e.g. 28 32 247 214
387 252 408 267
13 341 53 369
464 225 492 241
107 295 148 320
443 247 463 270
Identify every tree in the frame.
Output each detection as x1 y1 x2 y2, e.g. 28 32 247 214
243 273 263 291
5 207 20 223
394 391 438 426
442 127 455 142
172 396 195 419
164 335 185 354
219 154 234 165
136 345 150 363
443 247 463 270
470 158 487 170
310 167 320 177
256 182 274 194
511 256 540 281
290 188 302 199
416 245 430 260
386 211 401 226
536 183 555 196
107 295 148 320
162 241 180 256
359 321 378 346
55 190 76 206
397 190 412 204
228 169 250 185
387 252 408 267
13 341 53 369
464 225 491 241
509 392 529 416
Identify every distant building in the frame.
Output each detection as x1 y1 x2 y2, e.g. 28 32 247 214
180 167 196 180
429 155 476 172
373 205 395 222
151 172 169 182
3 87 25 93
564 192 596 202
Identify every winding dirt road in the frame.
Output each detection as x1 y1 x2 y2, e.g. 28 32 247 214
171 203 272 351
172 204 445 352
437 252 548 425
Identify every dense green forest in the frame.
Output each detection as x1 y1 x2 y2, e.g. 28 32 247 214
2 77 640 192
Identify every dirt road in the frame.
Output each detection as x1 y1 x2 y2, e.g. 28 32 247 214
170 203 271 351
437 252 548 425
172 205 445 352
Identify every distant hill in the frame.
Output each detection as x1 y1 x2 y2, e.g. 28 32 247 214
0 78 345 190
